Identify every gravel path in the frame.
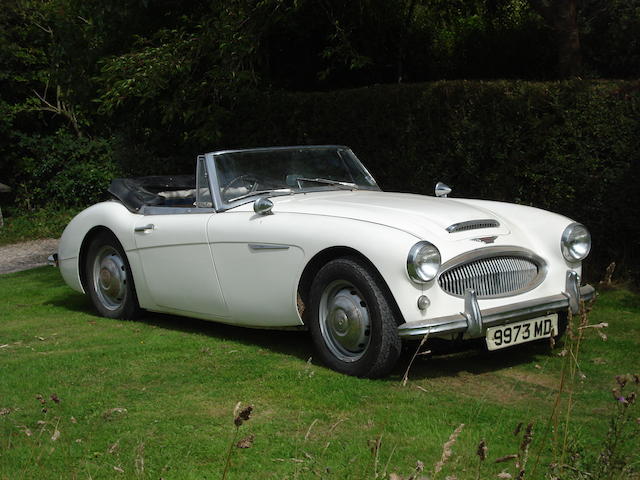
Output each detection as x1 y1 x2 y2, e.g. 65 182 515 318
0 238 59 274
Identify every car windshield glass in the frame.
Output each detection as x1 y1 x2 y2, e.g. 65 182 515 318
213 146 379 205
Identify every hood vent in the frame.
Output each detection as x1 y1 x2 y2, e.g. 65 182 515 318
446 219 500 234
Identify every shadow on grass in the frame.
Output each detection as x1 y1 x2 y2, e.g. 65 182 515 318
47 287 551 382
46 289 313 362
618 290 640 312
394 339 553 381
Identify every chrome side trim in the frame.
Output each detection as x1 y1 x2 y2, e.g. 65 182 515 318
139 206 216 215
248 243 290 250
398 283 595 339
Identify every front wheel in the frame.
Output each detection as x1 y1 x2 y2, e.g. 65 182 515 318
85 231 140 319
308 257 402 378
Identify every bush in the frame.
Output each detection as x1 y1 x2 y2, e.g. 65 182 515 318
3 80 639 284
11 130 119 209
220 80 640 282
0 207 79 246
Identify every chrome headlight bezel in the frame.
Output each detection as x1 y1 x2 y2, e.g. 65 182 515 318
561 222 591 262
407 241 441 283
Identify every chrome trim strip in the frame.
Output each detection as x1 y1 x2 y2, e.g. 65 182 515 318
139 206 216 215
248 243 290 250
206 145 351 156
397 283 595 339
446 219 500 233
440 246 543 271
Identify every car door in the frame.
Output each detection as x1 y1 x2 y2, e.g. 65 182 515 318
206 211 305 327
133 212 229 319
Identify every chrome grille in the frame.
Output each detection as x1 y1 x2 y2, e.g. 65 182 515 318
439 255 541 298
446 219 500 233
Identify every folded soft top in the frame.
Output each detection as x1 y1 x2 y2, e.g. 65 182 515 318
108 175 196 212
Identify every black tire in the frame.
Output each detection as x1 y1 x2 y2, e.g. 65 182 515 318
556 312 569 336
551 311 569 347
85 231 140 319
307 257 402 378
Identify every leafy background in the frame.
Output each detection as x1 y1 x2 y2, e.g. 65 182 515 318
0 0 639 281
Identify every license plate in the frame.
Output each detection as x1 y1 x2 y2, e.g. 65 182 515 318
486 314 558 351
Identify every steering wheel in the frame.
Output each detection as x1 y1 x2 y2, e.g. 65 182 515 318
221 174 260 201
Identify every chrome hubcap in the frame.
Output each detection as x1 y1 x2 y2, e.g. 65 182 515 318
319 280 371 362
93 246 127 311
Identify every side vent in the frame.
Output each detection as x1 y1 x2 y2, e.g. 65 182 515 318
446 219 500 233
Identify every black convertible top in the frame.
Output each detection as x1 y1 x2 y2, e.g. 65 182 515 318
108 175 196 212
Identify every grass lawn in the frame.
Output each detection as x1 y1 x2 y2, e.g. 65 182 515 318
1 267 639 479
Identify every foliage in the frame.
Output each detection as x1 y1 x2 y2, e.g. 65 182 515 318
581 0 640 77
590 375 640 479
1 0 639 281
0 207 78 246
93 0 292 152
221 80 640 282
12 130 118 209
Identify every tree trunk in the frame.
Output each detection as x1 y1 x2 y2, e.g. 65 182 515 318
397 0 418 83
554 0 581 77
528 0 582 78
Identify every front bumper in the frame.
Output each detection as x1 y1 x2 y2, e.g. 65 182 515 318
398 271 595 339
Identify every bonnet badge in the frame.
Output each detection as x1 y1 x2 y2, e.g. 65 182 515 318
472 236 497 244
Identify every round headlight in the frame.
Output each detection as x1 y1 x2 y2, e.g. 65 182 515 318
561 223 591 262
407 241 441 282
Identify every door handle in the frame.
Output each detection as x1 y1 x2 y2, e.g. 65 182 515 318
134 224 155 232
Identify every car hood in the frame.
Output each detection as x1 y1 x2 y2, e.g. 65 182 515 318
268 190 512 240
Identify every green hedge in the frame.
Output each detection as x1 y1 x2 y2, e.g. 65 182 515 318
7 130 119 210
2 80 638 283
221 80 640 282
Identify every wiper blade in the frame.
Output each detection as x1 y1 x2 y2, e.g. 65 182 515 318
296 177 358 189
227 188 292 203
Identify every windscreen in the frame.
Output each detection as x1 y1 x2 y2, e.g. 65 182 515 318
214 147 378 205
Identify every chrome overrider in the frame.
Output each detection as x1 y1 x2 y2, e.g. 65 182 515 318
397 270 595 339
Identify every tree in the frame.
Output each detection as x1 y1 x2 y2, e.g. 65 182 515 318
528 0 581 77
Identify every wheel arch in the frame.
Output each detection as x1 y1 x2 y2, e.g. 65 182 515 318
78 225 120 293
297 246 406 326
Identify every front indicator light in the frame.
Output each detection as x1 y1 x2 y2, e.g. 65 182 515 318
417 295 430 310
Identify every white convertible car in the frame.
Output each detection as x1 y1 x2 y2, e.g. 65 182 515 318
54 145 594 377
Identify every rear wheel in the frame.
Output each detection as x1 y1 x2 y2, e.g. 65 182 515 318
308 257 401 378
85 231 140 319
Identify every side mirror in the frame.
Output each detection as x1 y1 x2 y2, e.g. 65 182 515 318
253 197 274 215
435 182 452 198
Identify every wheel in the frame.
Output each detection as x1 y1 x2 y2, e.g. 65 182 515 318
307 257 402 378
85 231 140 319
